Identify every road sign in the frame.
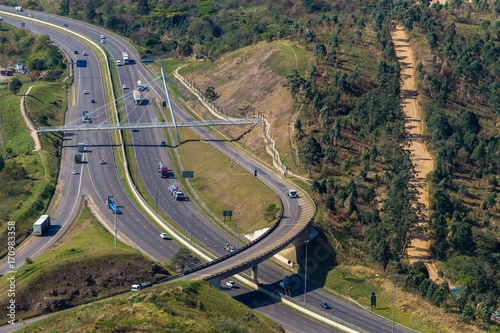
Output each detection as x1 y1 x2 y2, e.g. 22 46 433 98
182 171 194 178
76 60 87 67
223 210 232 217
140 58 155 63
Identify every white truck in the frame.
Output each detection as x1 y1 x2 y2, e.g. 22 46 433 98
168 184 184 200
288 189 298 198
15 6 23 11
122 52 129 64
33 215 50 236
133 90 141 104
77 142 85 152
131 282 152 292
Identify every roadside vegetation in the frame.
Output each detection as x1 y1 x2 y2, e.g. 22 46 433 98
0 21 68 257
4 0 500 331
16 280 284 333
0 206 170 324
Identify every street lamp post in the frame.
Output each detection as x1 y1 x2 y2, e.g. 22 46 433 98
392 273 397 333
114 200 117 246
236 209 242 249
155 159 159 214
57 94 60 113
304 239 309 306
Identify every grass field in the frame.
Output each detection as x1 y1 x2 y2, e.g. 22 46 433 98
0 206 170 324
0 80 67 258
16 280 283 333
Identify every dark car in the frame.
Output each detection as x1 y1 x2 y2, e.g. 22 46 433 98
63 23 68 27
74 50 78 54
91 99 96 103
320 302 331 309
160 141 166 146
132 128 139 132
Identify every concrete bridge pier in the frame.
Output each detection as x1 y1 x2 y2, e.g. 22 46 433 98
206 276 221 289
251 264 258 282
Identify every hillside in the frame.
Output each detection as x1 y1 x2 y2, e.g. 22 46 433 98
0 206 170 323
16 280 284 333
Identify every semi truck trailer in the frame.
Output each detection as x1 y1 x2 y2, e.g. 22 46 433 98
33 215 50 236
133 90 141 104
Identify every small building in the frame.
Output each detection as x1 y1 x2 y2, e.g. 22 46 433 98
15 64 24 71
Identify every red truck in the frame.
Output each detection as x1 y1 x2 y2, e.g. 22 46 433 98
158 161 168 178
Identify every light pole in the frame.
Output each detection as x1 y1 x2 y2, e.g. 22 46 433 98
155 159 159 214
57 94 60 113
392 273 397 333
182 171 194 241
304 239 309 305
84 3 86 35
114 203 117 246
236 209 242 249
134 137 139 189
65 0 68 26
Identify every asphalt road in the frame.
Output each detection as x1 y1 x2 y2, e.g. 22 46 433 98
0 8 416 333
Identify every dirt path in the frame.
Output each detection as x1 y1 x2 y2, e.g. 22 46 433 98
391 25 439 281
20 85 49 181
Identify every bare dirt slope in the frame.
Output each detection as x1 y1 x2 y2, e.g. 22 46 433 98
392 25 439 281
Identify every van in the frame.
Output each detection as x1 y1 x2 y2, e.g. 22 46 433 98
131 284 141 292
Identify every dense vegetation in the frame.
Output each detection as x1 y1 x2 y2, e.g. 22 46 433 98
0 22 67 81
0 21 67 257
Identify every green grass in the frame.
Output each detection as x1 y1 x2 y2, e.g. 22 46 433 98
16 280 283 332
0 206 171 324
0 81 67 257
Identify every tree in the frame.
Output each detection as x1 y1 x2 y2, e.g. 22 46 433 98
460 303 475 323
204 86 218 100
314 43 327 58
9 77 22 95
284 69 305 102
300 137 323 175
171 248 201 273
137 0 150 15
294 119 302 132
324 194 335 210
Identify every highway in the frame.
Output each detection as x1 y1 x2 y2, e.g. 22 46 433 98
0 7 416 333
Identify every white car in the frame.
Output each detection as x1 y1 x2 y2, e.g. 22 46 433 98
72 169 77 175
100 159 105 164
83 90 88 94
160 233 169 239
122 84 127 89
101 34 106 39
226 281 236 288
288 189 298 198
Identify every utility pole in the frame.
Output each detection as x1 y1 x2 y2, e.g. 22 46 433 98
236 209 242 249
114 201 117 246
304 239 309 305
155 159 159 214
392 273 397 333
65 0 68 26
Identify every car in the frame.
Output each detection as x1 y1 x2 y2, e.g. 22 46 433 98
0 17 3 21
100 34 106 39
288 189 298 198
160 141 166 146
122 84 127 89
63 23 68 27
91 99 96 103
101 39 105 44
28 14 33 17
100 159 105 164
83 51 88 56
74 50 78 54
160 233 169 239
83 90 88 94
132 128 139 132
226 281 236 288
116 60 121 66
72 169 77 175
320 302 331 309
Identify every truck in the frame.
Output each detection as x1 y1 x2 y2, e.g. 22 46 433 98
168 184 184 200
78 142 85 152
158 162 168 178
137 80 143 90
15 6 23 11
75 154 82 163
133 90 141 105
106 196 122 214
131 282 152 292
122 52 129 64
82 111 90 123
33 215 50 236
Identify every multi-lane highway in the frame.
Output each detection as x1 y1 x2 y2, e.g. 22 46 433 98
0 7 416 333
